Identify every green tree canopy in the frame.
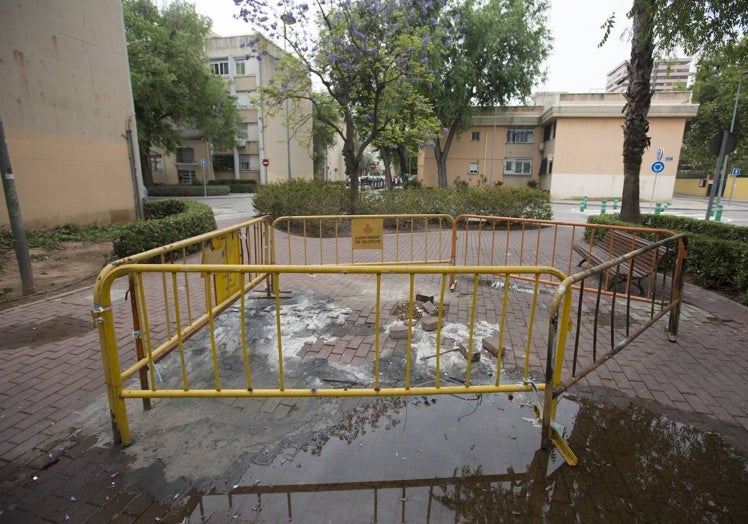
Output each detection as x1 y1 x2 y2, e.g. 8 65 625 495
681 37 748 177
427 0 552 187
603 0 747 223
249 0 441 212
312 91 341 178
123 0 241 187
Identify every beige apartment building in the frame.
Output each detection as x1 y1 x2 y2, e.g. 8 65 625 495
0 0 143 228
150 33 313 186
418 92 698 201
606 58 692 93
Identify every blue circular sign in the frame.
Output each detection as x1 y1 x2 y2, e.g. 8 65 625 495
651 161 665 174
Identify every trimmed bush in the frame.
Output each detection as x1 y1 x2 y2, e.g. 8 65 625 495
253 179 350 217
112 199 216 259
208 179 257 193
361 186 553 220
253 181 552 221
146 185 230 197
586 213 748 304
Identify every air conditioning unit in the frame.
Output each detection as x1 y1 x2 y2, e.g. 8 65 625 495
237 139 247 147
538 142 545 151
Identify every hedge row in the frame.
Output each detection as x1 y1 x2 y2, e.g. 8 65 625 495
208 179 257 193
252 180 552 220
146 185 230 197
111 199 216 259
586 213 748 304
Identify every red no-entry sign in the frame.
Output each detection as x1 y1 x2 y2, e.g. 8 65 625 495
262 158 270 167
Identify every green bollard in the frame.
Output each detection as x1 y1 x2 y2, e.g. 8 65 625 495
613 197 619 210
715 204 723 222
601 199 607 215
580 196 588 212
654 202 662 215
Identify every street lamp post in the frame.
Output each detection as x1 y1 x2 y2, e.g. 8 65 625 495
708 69 748 219
282 13 296 181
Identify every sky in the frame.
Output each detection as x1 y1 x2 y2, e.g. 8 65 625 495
192 0 633 93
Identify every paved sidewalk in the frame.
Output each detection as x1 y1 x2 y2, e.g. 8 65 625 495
1 196 747 521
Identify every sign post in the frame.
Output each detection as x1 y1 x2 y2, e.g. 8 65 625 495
728 167 741 207
200 158 207 197
649 160 665 210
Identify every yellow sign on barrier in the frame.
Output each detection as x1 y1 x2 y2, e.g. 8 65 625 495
351 217 383 249
203 231 243 303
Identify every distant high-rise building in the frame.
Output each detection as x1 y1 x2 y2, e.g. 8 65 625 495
606 58 692 93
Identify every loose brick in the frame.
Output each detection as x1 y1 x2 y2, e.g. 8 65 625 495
458 343 481 363
390 325 409 340
421 315 441 331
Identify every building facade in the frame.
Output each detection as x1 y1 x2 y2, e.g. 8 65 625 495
606 58 692 93
0 0 142 228
151 33 313 186
418 92 698 201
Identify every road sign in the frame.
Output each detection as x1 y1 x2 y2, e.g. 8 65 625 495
656 147 664 161
651 161 665 174
262 158 270 167
369 163 377 170
733 168 741 176
200 159 207 167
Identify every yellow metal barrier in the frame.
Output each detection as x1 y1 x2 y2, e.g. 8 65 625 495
451 215 677 296
93 260 574 460
94 213 688 468
271 214 454 266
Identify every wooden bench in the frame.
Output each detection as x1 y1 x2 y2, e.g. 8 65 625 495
573 230 667 294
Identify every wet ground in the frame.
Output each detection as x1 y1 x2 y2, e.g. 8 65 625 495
2 195 747 523
65 284 747 523
77 393 747 523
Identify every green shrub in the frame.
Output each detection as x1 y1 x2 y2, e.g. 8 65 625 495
361 186 553 220
146 185 230 197
208 179 257 193
112 200 216 259
253 179 350 217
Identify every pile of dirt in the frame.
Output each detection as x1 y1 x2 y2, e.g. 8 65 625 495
0 241 113 310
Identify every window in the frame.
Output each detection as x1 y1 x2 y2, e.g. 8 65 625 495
210 60 229 75
238 123 249 139
235 60 246 76
239 154 260 171
471 131 480 141
506 127 534 144
235 92 253 109
245 123 258 140
468 161 479 175
504 158 532 175
176 147 194 164
149 154 163 172
543 122 555 141
212 155 234 172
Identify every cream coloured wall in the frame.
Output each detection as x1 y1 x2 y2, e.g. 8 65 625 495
550 117 687 201
0 0 141 228
418 92 696 201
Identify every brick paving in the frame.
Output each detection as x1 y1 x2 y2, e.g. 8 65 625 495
1 197 747 521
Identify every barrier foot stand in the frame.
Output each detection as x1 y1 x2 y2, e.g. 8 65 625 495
549 424 578 466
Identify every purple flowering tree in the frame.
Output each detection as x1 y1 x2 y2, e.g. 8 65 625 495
235 0 444 212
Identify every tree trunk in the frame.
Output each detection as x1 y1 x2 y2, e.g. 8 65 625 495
139 145 155 189
620 0 655 224
381 148 393 190
343 145 360 214
397 144 408 180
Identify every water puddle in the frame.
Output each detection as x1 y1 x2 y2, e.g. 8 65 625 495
168 394 747 522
